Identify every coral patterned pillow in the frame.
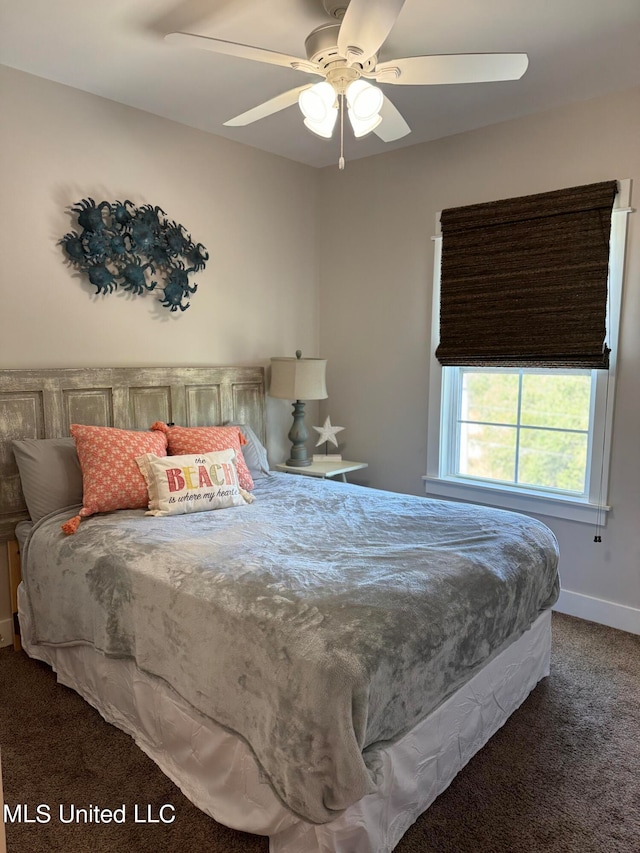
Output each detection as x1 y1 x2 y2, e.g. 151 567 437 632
150 422 254 491
62 424 168 534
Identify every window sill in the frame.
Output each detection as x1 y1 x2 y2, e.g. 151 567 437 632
422 476 610 525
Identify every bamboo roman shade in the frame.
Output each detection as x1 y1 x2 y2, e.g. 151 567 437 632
436 180 618 368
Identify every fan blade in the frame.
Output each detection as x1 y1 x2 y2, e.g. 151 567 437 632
374 95 411 141
338 0 406 65
165 32 319 74
223 85 313 126
374 53 529 85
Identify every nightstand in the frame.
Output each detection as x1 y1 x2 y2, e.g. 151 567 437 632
275 460 368 483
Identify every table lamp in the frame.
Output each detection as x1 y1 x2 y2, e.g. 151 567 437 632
270 350 328 467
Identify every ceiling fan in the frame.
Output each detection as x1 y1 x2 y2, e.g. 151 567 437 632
165 0 528 168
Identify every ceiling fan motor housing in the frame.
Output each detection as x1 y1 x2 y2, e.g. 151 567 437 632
305 23 376 71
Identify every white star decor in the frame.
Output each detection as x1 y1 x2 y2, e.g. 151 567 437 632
313 416 345 448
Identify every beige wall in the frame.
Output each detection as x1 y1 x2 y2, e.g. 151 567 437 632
317 87 640 617
0 65 319 635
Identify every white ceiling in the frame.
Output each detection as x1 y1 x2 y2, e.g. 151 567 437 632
1 0 639 169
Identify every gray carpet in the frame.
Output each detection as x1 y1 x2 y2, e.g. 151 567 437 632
1 613 638 852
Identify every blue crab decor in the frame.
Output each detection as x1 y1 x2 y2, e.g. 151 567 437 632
59 198 208 312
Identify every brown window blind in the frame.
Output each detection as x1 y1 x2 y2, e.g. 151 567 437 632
435 180 618 368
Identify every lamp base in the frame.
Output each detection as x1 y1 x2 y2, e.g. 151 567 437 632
286 400 312 467
286 456 313 467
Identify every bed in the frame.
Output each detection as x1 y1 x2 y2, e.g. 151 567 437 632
1 366 559 853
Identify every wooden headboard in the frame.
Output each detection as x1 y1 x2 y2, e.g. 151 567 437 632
0 366 266 542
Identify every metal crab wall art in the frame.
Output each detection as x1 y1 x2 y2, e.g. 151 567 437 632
59 198 208 312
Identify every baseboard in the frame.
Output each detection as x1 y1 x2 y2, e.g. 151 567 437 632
554 588 640 636
0 617 12 649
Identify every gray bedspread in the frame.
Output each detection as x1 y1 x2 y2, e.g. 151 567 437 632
21 474 559 824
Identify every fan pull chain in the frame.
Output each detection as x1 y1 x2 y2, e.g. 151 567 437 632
339 93 345 170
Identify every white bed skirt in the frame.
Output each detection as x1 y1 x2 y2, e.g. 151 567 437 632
19 586 551 853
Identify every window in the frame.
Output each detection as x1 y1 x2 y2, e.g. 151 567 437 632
425 180 631 524
442 367 594 495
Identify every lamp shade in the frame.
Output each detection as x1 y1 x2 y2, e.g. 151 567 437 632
270 357 328 401
348 109 382 138
304 112 338 139
299 82 338 139
346 80 383 120
299 82 335 122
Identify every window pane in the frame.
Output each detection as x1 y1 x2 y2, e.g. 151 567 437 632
462 371 519 425
458 423 516 482
520 373 591 430
518 428 588 493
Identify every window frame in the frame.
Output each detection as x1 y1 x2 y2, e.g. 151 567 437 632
424 179 631 525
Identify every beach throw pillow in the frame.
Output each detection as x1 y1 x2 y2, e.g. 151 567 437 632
136 450 254 517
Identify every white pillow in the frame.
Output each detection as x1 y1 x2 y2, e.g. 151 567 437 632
136 450 254 517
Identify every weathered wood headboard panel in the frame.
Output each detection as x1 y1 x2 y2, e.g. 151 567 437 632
0 366 265 541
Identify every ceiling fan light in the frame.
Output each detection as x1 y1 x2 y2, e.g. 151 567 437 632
346 80 384 121
298 81 336 123
348 109 382 138
304 110 338 139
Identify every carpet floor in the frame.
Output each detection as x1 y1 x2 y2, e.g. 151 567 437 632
1 612 638 852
